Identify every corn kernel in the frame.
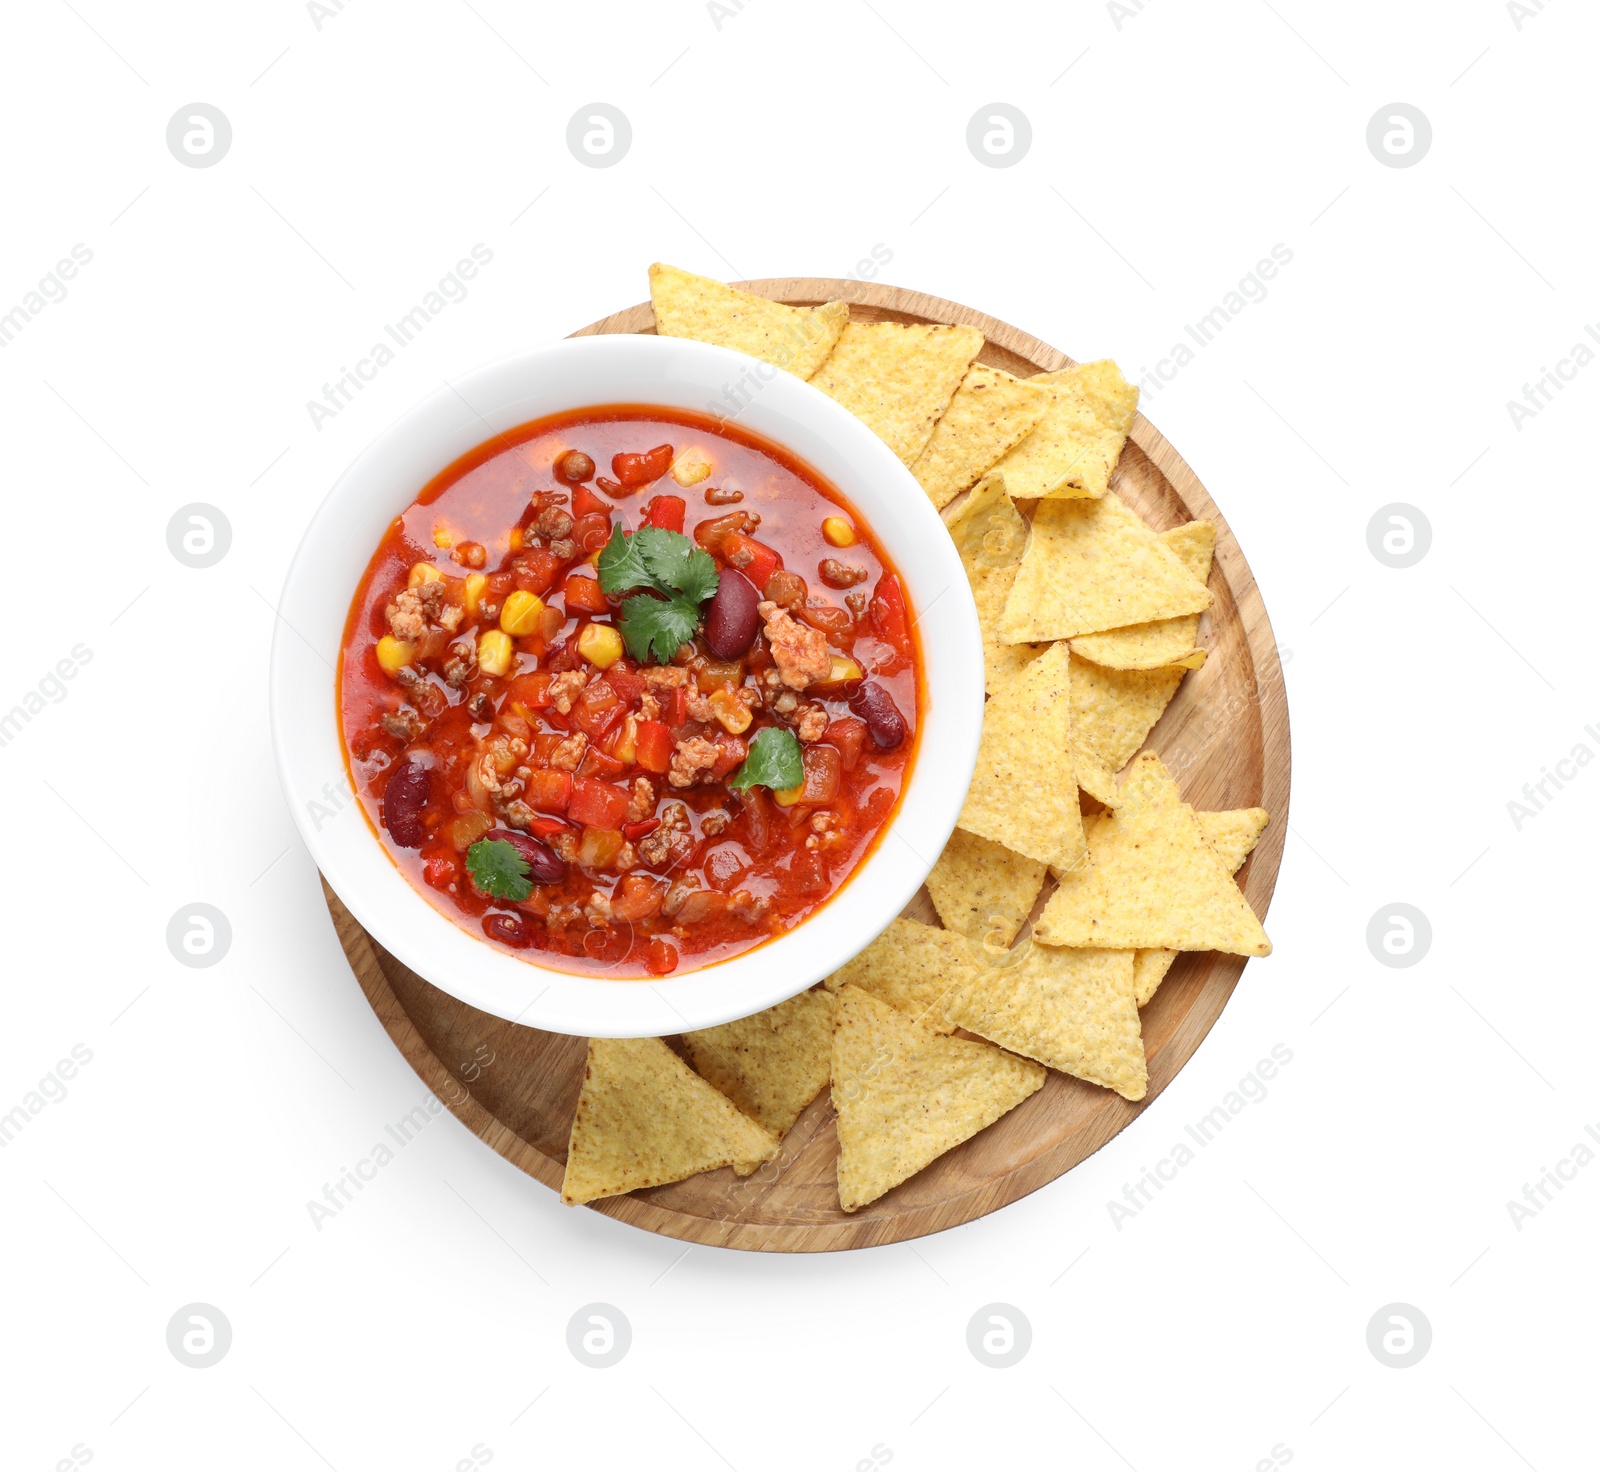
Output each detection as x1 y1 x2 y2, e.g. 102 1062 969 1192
500 590 545 637
826 654 863 685
577 622 624 669
432 526 453 549
477 629 514 676
612 713 639 765
709 687 753 735
408 561 444 589
375 635 414 674
463 572 487 617
672 455 711 487
773 782 804 807
508 528 524 551
821 516 856 548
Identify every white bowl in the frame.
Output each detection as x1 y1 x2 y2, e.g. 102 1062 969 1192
269 333 983 1037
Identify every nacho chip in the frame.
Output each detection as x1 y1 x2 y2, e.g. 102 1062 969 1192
1000 493 1211 645
925 827 1046 947
561 1037 779 1204
821 918 973 1033
910 366 1051 510
648 263 848 380
810 320 984 465
957 641 1086 870
989 360 1139 499
832 985 1045 1212
683 988 835 1139
1070 522 1216 670
945 946 1147 1100
1134 806 1269 1005
1072 742 1120 807
1034 753 1271 955
1070 653 1187 771
944 474 1045 695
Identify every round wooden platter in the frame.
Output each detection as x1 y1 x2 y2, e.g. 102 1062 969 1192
322 279 1291 1252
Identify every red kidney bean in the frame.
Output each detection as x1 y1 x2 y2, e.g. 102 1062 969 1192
553 450 594 483
846 681 907 750
702 568 762 659
482 912 535 948
487 828 568 884
382 760 431 848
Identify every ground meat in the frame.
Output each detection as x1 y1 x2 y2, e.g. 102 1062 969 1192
794 703 829 742
379 709 426 741
626 777 656 823
638 690 662 721
472 735 527 798
548 669 588 715
700 809 730 837
384 588 428 643
583 891 613 925
549 537 577 561
729 890 773 925
548 732 588 771
661 875 701 917
640 802 695 869
611 842 638 873
668 735 720 788
642 666 689 689
549 832 579 864
468 691 493 720
443 641 476 688
531 506 574 540
757 600 831 690
685 689 716 724
845 591 868 619
504 799 536 830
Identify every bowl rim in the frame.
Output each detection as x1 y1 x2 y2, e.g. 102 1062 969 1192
269 333 984 1036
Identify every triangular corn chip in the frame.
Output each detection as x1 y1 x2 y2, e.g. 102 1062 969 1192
1073 742 1120 807
561 1037 778 1204
683 988 835 1140
989 360 1139 499
1134 805 1269 1005
821 917 973 1033
810 320 984 464
925 827 1046 948
944 474 1046 695
648 263 847 380
1071 653 1186 771
945 946 1147 1100
1000 493 1211 644
911 366 1051 509
958 641 1086 869
832 985 1045 1212
1070 522 1216 670
1034 754 1271 955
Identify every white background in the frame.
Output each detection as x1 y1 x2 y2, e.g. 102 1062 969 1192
2 1 1596 1467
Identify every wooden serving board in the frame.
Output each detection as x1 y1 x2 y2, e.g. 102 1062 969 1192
322 280 1291 1252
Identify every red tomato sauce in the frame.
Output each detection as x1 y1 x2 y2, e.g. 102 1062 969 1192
338 406 923 979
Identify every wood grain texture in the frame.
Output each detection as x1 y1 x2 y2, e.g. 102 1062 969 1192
321 279 1292 1252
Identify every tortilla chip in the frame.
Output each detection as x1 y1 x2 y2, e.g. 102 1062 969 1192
1135 806 1270 1005
945 946 1147 1100
832 985 1045 1212
822 918 973 1033
957 642 1086 869
810 321 984 465
648 263 847 380
1034 754 1271 955
1070 522 1216 670
910 366 1051 510
1000 493 1211 645
1071 653 1186 771
944 474 1046 695
561 1037 779 1204
683 988 835 1140
1073 742 1119 807
989 360 1139 499
925 827 1046 948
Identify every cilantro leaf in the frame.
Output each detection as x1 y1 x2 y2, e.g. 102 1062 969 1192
728 725 804 794
618 592 702 665
637 528 720 604
466 838 533 903
595 524 654 597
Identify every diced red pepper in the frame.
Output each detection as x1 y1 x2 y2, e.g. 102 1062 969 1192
709 731 748 779
634 719 673 774
868 573 912 659
641 494 686 532
512 546 565 596
596 476 629 499
562 574 610 614
505 671 554 712
659 688 688 730
605 662 644 708
571 678 623 738
523 768 572 814
570 483 608 518
644 938 679 976
567 776 631 830
570 511 612 558
612 444 674 487
421 854 457 891
622 818 661 842
525 816 575 843
723 533 780 590
824 716 868 771
578 746 627 781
